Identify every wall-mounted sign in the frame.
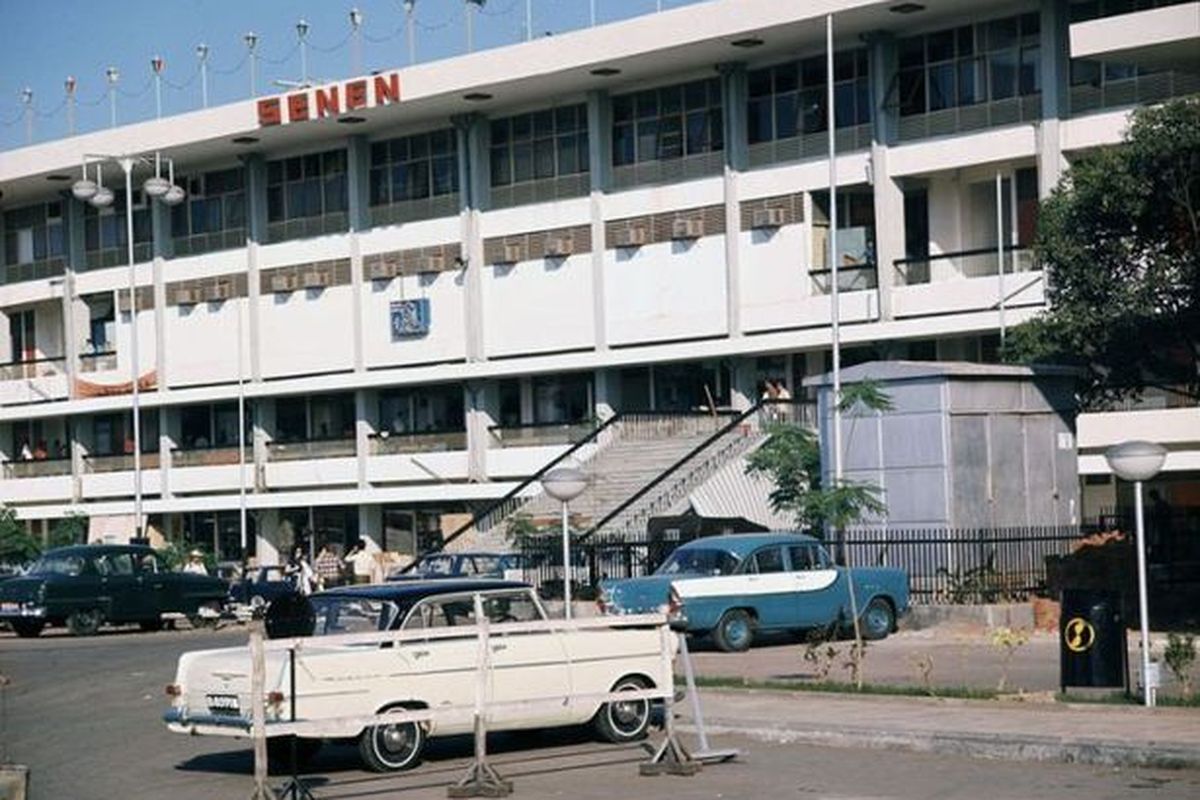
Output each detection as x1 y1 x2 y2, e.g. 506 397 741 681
257 72 401 128
391 298 431 338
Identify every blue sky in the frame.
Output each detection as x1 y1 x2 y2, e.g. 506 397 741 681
0 0 700 150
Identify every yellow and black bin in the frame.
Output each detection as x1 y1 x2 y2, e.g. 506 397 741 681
1059 589 1128 692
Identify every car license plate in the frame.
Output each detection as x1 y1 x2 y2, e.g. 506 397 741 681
205 694 241 715
0 602 19 614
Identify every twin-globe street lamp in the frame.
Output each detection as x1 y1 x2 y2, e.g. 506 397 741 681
540 460 587 620
71 154 186 541
1103 439 1167 707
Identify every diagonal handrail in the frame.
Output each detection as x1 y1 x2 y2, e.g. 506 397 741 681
399 412 625 572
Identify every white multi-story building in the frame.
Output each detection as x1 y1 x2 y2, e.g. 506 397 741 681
0 0 1196 564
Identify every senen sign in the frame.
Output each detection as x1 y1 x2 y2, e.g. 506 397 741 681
257 72 401 127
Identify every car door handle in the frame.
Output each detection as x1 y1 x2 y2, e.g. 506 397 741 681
491 643 508 652
411 650 431 659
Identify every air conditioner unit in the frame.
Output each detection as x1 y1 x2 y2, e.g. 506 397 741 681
613 226 648 248
270 274 295 293
173 287 199 306
204 282 232 302
367 260 393 281
672 218 704 240
500 243 524 264
544 235 574 257
422 253 446 272
301 270 328 289
752 207 787 229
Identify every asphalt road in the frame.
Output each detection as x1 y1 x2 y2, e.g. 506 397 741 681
2 625 1199 800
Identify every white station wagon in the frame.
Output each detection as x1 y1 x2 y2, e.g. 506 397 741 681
164 579 673 772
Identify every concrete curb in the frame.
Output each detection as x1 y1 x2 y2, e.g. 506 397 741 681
679 717 1200 769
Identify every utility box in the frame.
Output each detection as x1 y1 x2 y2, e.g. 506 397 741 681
1060 589 1127 690
805 361 1080 528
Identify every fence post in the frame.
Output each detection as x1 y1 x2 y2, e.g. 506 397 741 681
248 621 270 800
448 594 512 798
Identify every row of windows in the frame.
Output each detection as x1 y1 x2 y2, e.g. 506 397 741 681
490 105 589 187
896 14 1042 117
172 168 247 240
266 150 349 223
612 78 724 166
3 202 65 266
748 49 871 144
369 129 459 207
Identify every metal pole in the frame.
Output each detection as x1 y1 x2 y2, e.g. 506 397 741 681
66 77 77 136
20 88 33 145
121 157 143 541
466 1 476 53
198 45 209 108
107 68 119 128
405 2 416 65
590 0 596 26
827 13 842 487
526 0 532 41
996 171 1006 347
1134 480 1153 707
561 500 572 619
238 286 248 560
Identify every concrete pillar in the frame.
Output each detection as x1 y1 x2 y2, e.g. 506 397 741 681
718 62 747 340
358 504 383 552
729 357 756 412
63 193 87 399
1038 0 1071 198
243 154 268 382
160 405 178 499
150 200 171 387
518 377 534 425
354 388 371 489
453 113 486 363
868 33 901 321
465 381 495 482
587 90 611 352
252 397 274 492
593 368 617 421
69 419 85 503
256 508 281 566
347 134 370 373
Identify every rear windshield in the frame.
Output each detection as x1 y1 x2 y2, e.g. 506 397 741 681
655 548 741 577
309 595 400 636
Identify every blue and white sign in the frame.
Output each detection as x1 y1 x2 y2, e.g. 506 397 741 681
390 298 431 338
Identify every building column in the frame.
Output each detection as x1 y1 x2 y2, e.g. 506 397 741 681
256 507 281 566
347 134 370 373
358 504 383 552
453 113 487 363
252 396 274 492
69 419 85 503
465 380 495 482
729 357 757 412
868 33 901 322
594 368 617 420
719 62 747 339
63 194 88 399
1038 0 1071 198
243 154 268 382
355 388 373 490
160 405 178 499
586 90 611 352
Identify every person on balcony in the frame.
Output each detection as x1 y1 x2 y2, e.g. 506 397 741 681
32 440 48 460
18 441 32 461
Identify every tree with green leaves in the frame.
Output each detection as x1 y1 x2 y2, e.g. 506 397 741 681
745 381 889 536
48 512 88 549
1004 98 1200 409
0 506 41 565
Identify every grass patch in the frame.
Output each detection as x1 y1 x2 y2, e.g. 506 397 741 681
686 674 999 701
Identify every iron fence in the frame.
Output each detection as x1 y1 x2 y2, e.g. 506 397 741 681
515 525 1084 604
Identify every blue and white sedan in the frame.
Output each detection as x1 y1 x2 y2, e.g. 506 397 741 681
598 533 908 652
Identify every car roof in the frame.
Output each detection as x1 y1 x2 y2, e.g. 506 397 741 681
43 544 154 558
677 532 819 557
315 578 530 604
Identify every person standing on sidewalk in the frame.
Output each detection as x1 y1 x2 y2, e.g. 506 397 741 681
313 543 342 590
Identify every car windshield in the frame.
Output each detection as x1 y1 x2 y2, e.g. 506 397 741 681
417 556 456 576
28 554 86 576
309 595 400 636
655 548 741 576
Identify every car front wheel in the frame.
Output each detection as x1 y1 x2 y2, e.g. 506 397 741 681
358 707 426 772
67 608 103 637
592 675 652 743
860 598 895 641
11 619 45 638
712 609 754 652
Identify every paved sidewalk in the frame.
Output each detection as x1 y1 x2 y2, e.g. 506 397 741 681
678 688 1200 769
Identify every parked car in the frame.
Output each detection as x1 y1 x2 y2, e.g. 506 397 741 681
388 551 528 581
226 565 303 611
0 544 229 637
164 579 672 772
598 532 908 652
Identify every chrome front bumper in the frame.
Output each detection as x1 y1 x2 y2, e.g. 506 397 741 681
163 706 253 732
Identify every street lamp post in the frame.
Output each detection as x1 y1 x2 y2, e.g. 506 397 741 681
1104 440 1167 707
540 460 587 620
72 154 186 542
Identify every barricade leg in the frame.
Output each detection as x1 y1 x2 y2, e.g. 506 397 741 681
448 594 513 797
639 695 701 777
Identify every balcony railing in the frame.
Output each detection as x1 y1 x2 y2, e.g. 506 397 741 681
85 242 152 271
488 420 598 448
171 227 247 258
84 452 161 473
1070 71 1200 117
79 350 118 373
2 257 66 285
172 445 250 468
2 457 73 479
897 95 1041 143
893 245 1037 287
266 212 349 244
370 430 467 455
0 356 66 381
811 263 878 295
266 436 356 462
747 124 872 168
